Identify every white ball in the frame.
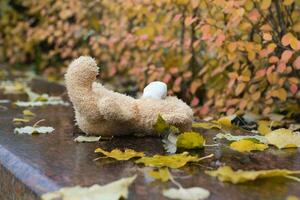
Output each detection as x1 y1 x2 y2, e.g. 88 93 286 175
142 81 167 100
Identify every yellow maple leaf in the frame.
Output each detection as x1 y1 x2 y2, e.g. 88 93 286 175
205 166 300 184
265 128 300 149
135 152 213 169
230 139 268 152
147 168 171 182
176 131 205 149
94 148 145 160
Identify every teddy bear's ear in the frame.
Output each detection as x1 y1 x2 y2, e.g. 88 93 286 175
65 56 99 87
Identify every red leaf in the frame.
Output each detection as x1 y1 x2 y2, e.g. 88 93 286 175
290 84 298 95
255 69 266 78
280 50 294 63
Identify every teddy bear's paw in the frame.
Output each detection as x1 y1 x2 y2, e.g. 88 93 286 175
97 97 134 122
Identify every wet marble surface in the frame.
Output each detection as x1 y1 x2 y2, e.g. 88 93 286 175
0 79 299 200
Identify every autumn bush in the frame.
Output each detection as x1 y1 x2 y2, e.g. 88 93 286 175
0 0 300 117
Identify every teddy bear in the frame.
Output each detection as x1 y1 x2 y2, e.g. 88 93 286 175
65 56 193 136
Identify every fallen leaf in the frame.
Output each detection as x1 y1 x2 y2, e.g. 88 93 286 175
214 133 267 143
205 166 300 184
15 88 70 107
0 81 25 94
216 115 236 128
136 152 212 169
176 132 205 149
162 132 178 154
14 126 55 135
257 120 272 135
265 128 300 149
13 118 30 123
94 148 145 160
154 114 170 134
230 140 268 152
286 196 299 200
147 168 171 182
41 175 137 200
74 136 101 143
289 124 300 131
22 109 36 117
15 99 70 107
163 186 210 200
192 122 221 129
0 99 10 103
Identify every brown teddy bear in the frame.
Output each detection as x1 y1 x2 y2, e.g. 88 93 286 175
65 56 193 136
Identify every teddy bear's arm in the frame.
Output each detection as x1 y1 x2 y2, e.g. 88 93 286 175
97 97 134 122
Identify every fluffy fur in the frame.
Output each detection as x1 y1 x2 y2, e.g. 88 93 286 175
65 56 193 136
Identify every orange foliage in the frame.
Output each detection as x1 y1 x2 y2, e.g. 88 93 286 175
0 0 300 116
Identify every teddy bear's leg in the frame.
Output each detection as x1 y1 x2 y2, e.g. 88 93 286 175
97 97 134 122
162 113 192 132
